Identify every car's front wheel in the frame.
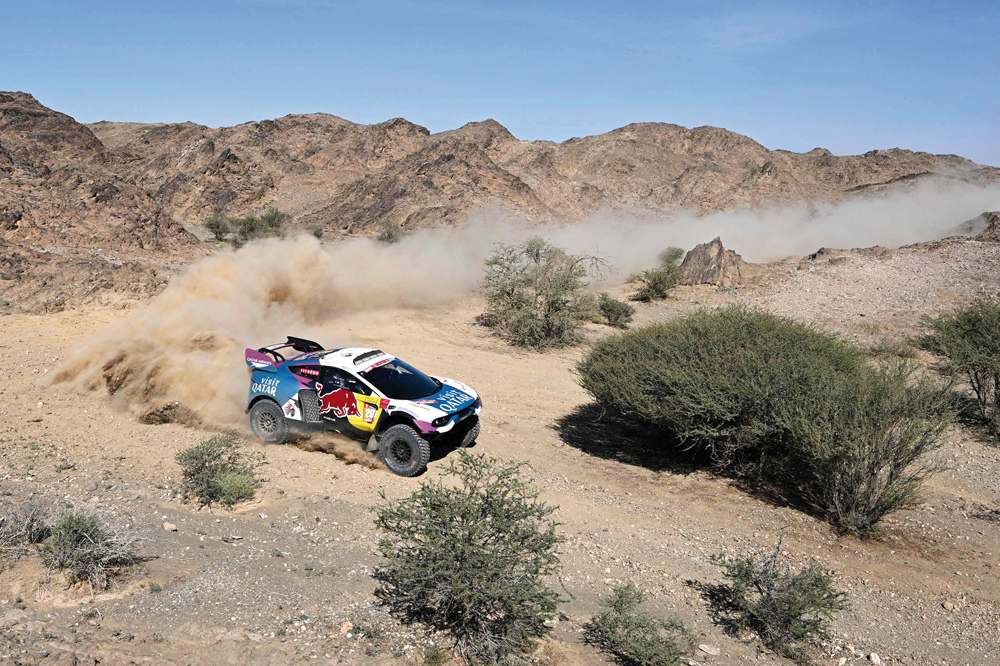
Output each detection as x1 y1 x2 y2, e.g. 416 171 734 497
378 424 430 477
250 400 287 444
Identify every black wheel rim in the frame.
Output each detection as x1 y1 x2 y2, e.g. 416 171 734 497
257 410 277 435
388 438 413 467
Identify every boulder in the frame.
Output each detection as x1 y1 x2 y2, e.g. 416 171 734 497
976 211 1000 242
678 237 754 287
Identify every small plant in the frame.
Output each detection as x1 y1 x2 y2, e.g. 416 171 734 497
0 503 52 558
203 212 232 241
599 293 635 329
309 225 324 239
867 337 918 360
915 298 1000 435
148 581 162 593
703 544 847 665
584 583 691 666
423 644 450 665
630 247 684 302
374 451 563 663
175 432 265 508
480 237 607 349
375 217 407 244
38 512 142 592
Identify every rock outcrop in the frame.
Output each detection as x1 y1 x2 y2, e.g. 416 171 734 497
678 237 759 288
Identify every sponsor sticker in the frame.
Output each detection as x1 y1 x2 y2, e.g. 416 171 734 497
316 384 361 418
251 376 279 396
435 388 473 413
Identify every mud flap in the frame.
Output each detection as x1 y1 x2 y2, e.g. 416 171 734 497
365 434 379 452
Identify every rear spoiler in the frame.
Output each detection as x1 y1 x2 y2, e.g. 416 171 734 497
245 348 277 372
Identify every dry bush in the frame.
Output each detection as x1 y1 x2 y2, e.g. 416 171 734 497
867 337 919 360
584 583 691 666
480 237 607 349
38 512 142 591
703 544 847 665
0 503 52 558
375 217 408 244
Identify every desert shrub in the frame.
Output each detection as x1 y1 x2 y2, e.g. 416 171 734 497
373 451 562 663
309 225 324 239
584 583 691 666
38 512 142 591
599 293 635 329
915 298 1000 435
630 247 684 302
576 305 952 532
867 337 918 360
175 432 265 508
704 544 848 665
423 644 450 665
782 363 953 533
0 503 52 558
230 207 290 247
375 217 408 244
480 237 606 349
203 212 232 241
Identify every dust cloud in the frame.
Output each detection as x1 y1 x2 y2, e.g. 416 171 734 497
49 183 1000 427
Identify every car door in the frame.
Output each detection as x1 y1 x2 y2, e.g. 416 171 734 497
316 367 386 440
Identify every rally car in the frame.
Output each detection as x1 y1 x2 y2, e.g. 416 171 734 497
244 337 482 477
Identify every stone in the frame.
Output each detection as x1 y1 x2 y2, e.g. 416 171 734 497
942 601 954 611
838 658 848 666
678 237 759 288
340 622 353 634
162 522 177 531
698 644 720 656
558 611 571 622
869 653 882 665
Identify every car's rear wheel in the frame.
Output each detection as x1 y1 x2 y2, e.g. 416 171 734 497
379 424 430 477
250 400 286 444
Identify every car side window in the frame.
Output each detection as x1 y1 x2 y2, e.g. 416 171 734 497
319 367 371 396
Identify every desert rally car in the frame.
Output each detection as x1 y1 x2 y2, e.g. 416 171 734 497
244 336 482 476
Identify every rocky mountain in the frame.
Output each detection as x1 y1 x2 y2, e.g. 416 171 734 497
2 91 999 311
87 103 1000 233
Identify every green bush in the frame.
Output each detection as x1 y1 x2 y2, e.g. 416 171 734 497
630 247 684 302
599 293 635 329
916 298 1000 435
584 583 691 666
783 363 952 533
373 451 562 663
232 207 290 247
203 212 231 241
576 305 952 533
480 237 606 349
175 432 265 508
375 217 407 244
38 512 142 591
704 545 848 665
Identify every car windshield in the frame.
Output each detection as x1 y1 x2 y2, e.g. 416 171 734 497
360 358 440 400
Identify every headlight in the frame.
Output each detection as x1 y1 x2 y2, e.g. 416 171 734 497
432 415 451 428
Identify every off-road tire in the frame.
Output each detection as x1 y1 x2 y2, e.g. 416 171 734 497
250 400 286 444
458 417 480 448
379 424 431 477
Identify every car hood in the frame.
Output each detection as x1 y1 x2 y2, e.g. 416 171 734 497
394 377 479 418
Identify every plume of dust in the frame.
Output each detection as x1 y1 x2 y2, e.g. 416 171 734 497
294 432 382 469
48 182 1000 429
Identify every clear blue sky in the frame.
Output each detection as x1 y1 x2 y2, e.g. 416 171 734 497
4 0 998 165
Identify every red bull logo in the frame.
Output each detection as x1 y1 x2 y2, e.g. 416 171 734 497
317 385 361 418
